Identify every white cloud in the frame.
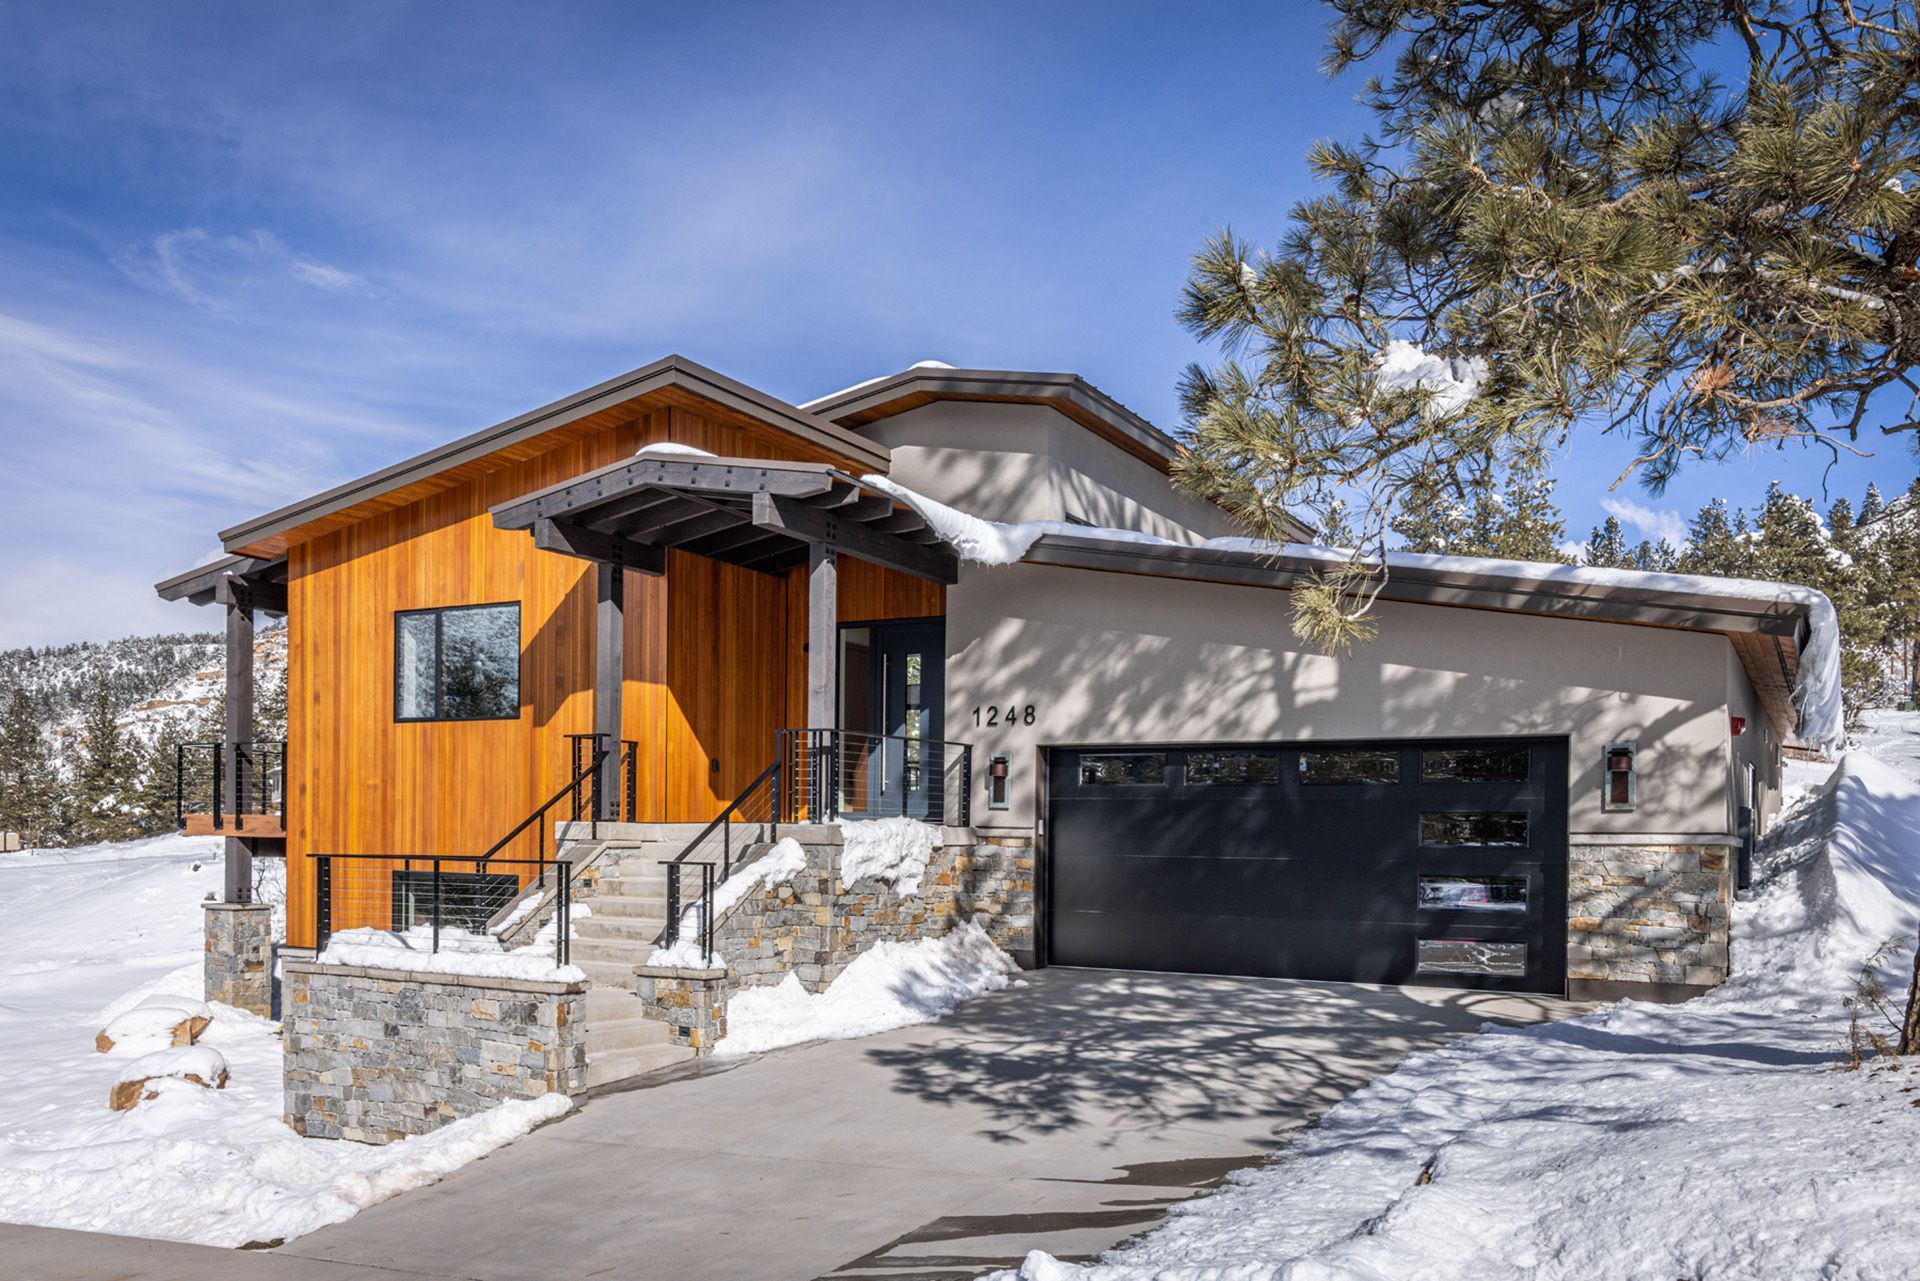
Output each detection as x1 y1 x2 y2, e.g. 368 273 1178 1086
1601 496 1688 547
113 228 373 315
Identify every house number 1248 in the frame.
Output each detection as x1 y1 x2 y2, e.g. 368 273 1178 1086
973 704 1035 728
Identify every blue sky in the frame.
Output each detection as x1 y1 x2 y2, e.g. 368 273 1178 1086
1 1 1912 647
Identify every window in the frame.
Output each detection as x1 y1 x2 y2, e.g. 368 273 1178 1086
1418 875 1528 913
1421 747 1529 784
1187 752 1281 786
1419 812 1529 846
395 603 521 721
391 870 521 934
1078 754 1167 786
1299 749 1399 785
1603 741 1638 812
1417 938 1527 977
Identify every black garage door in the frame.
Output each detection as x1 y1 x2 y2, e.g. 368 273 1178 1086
1046 738 1567 994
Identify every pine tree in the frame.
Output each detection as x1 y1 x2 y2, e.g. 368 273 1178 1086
1632 539 1680 573
69 685 138 845
1492 456 1569 562
1860 483 1887 526
1173 2 1920 648
0 686 53 847
1319 499 1358 550
1582 516 1633 570
1676 499 1750 577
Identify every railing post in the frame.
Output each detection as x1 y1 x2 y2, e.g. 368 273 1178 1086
431 858 442 954
701 863 714 964
556 860 571 967
315 856 332 953
174 743 185 831
724 816 732 881
624 740 637 823
664 864 681 946
211 743 224 831
961 744 972 828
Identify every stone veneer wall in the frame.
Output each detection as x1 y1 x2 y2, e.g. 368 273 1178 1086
204 902 274 1016
283 961 587 1144
1566 842 1733 997
635 831 1037 1054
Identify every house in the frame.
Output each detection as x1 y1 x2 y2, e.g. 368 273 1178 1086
155 355 1833 1133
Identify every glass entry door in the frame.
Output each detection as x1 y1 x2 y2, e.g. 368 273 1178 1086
837 619 944 820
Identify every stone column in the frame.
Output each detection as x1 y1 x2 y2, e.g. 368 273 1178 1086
205 901 274 1015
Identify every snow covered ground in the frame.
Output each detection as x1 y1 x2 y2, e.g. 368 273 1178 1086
0 834 566 1248
717 921 1022 1057
994 719 1920 1281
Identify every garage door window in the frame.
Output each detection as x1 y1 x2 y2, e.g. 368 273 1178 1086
1418 875 1528 912
1419 812 1529 846
1417 939 1527 976
1421 747 1528 783
1299 749 1399 785
1187 752 1281 785
1078 754 1167 786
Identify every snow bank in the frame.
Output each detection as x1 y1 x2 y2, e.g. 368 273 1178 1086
0 838 570 1247
838 816 938 896
715 921 1018 1056
860 474 1181 566
647 838 809 968
991 745 1920 1281
318 924 585 982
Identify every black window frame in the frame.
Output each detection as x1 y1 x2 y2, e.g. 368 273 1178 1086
393 602 523 724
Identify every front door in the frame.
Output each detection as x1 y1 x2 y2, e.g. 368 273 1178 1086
838 619 944 820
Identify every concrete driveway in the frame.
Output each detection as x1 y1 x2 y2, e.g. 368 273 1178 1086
5 969 1584 1281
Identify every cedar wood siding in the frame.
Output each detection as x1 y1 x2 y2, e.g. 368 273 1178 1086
284 403 942 946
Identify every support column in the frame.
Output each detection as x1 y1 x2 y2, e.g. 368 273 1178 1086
807 545 837 821
220 581 255 905
595 561 625 821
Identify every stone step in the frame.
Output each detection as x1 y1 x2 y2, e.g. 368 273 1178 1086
590 894 669 919
584 986 649 1018
571 937 658 965
592 879 670 903
573 915 666 942
577 959 638 989
586 1041 694 1088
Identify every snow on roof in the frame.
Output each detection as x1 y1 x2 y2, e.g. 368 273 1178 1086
800 360 956 410
868 477 1845 753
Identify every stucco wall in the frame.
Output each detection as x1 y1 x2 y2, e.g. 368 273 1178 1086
865 401 1240 541
945 562 1747 839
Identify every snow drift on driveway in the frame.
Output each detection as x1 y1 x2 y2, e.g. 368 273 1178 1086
0 834 568 1248
993 750 1920 1281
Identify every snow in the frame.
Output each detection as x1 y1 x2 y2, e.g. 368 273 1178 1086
646 837 809 968
1372 339 1488 416
990 724 1920 1281
317 924 586 982
115 1042 229 1087
0 832 569 1247
801 360 956 409
98 993 215 1054
634 441 716 459
861 474 1179 566
838 815 938 896
715 921 1019 1057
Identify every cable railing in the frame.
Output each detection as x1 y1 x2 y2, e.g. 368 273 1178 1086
775 727 972 828
311 855 576 967
174 739 287 833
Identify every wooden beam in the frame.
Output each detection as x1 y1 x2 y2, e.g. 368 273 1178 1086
609 499 742 545
594 561 625 820
531 518 666 574
223 594 254 904
752 494 958 585
808 545 836 733
493 458 837 529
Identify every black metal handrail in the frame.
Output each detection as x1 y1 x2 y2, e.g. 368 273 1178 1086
311 854 574 966
657 760 780 951
565 733 638 822
775 727 972 827
174 739 288 833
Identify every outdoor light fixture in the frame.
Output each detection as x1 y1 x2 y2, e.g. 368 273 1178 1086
1603 741 1638 812
1730 716 1747 737
988 753 1010 810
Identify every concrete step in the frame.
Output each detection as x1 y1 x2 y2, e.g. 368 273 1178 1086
592 879 669 903
586 1041 694 1088
586 1016 672 1053
584 986 649 1018
572 937 659 965
578 959 638 989
573 915 666 942
591 894 669 919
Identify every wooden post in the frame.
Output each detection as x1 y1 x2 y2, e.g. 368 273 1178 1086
222 582 254 905
595 561 625 822
807 545 837 821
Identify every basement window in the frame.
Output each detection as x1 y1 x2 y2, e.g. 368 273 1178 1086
395 603 522 722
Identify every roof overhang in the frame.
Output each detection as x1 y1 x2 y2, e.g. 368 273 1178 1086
154 554 289 614
220 355 890 559
1020 533 1813 738
491 455 959 584
805 367 1187 475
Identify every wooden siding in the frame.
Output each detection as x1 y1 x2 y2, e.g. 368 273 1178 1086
284 402 882 945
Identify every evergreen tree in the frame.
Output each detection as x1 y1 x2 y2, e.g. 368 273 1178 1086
1676 499 1750 577
1492 456 1569 562
1582 516 1633 570
1173 2 1920 648
1318 499 1358 550
69 685 139 845
1632 539 1681 573
0 686 53 846
1859 483 1887 526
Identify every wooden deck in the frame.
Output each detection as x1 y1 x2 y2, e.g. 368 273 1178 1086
182 813 286 840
